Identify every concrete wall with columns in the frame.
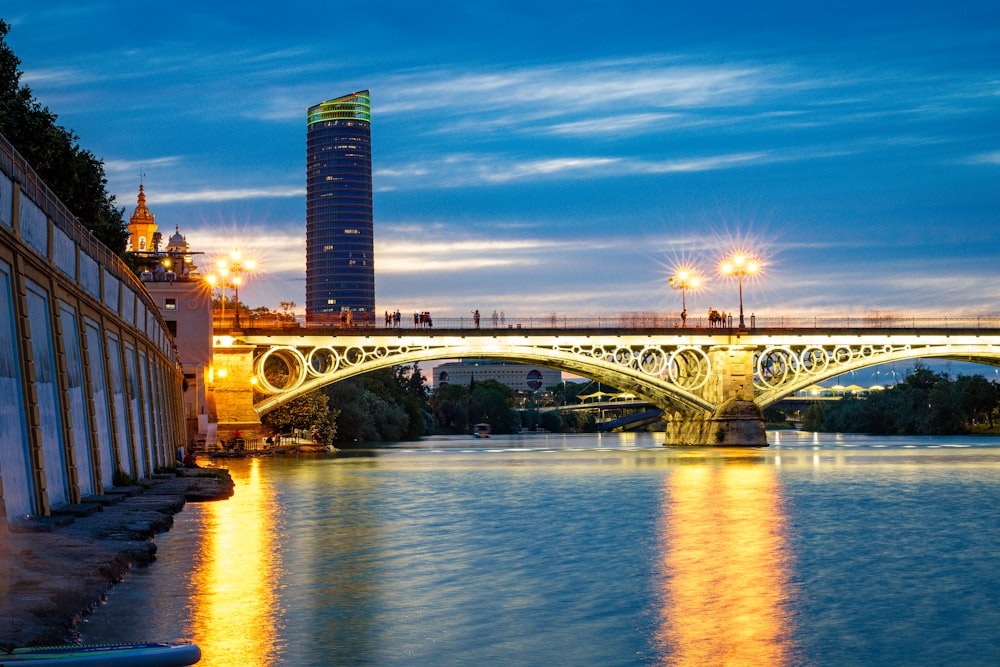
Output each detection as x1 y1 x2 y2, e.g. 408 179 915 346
0 132 185 521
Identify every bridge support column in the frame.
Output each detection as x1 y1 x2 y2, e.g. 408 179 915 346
664 345 767 446
212 341 262 443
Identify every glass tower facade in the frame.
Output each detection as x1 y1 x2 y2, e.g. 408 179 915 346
306 90 375 325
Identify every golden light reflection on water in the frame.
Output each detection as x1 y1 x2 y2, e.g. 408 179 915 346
190 459 281 665
657 462 796 665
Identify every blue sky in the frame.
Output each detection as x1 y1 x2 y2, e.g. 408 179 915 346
4 1 1000 321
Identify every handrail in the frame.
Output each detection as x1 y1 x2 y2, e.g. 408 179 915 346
221 313 1000 333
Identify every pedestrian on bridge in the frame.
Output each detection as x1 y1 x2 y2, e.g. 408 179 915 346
473 310 481 328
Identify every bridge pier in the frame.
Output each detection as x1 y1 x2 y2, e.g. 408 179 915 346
664 399 766 446
212 340 263 443
664 344 767 446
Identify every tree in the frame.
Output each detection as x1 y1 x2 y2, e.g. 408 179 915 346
804 367 1000 436
0 21 127 254
325 376 409 443
959 374 998 427
262 390 338 443
469 379 519 434
429 382 471 433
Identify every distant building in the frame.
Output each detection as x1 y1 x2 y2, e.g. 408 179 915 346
127 185 215 447
433 360 562 393
306 90 375 326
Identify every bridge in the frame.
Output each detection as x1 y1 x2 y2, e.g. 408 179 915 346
212 318 1000 446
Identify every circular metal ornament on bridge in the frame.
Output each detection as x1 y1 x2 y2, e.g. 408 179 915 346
342 346 367 366
610 346 634 366
667 347 711 390
255 345 309 394
800 346 830 374
306 346 340 376
638 346 669 376
833 346 853 364
755 346 801 389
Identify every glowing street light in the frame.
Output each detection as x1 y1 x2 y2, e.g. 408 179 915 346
208 250 256 330
669 270 700 327
721 252 759 330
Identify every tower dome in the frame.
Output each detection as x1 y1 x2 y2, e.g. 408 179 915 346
166 226 189 253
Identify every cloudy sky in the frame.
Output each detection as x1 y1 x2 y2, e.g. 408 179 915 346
4 1 1000 321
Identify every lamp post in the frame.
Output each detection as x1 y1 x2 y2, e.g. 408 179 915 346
215 250 255 329
721 253 758 330
669 270 700 327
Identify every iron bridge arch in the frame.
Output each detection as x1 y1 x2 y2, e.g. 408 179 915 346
239 330 1000 419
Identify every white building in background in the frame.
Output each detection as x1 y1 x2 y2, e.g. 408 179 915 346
432 360 562 393
127 185 215 447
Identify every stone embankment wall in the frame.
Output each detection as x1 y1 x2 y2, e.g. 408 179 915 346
1 131 185 522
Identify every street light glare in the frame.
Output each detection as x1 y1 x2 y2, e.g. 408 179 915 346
721 249 762 329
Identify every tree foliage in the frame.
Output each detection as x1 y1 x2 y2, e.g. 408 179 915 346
324 364 432 444
806 368 1000 435
429 378 520 434
0 20 127 254
261 390 338 444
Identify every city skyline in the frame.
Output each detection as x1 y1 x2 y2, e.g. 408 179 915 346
3 2 999 319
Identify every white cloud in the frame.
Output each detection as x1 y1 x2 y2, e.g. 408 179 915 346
154 186 306 204
965 151 1000 165
104 156 183 174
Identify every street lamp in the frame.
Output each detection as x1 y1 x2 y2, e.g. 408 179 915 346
215 250 256 329
721 252 759 330
206 250 256 330
669 270 700 326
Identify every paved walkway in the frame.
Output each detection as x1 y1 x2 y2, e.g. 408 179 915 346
0 469 234 649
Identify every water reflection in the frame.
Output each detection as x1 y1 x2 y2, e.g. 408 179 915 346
657 459 797 665
191 459 282 664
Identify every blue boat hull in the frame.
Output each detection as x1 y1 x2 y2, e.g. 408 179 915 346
0 642 200 666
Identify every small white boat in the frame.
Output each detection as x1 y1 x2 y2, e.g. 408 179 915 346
473 423 491 438
0 641 201 666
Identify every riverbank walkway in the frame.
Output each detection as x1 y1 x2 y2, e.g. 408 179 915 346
0 467 234 648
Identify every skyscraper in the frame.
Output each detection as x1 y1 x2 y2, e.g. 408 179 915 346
306 90 375 325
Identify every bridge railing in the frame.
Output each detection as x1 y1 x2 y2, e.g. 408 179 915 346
232 312 1000 333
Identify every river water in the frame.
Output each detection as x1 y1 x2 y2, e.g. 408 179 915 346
78 431 1000 666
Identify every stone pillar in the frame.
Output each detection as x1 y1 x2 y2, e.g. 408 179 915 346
212 342 262 441
663 344 767 446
